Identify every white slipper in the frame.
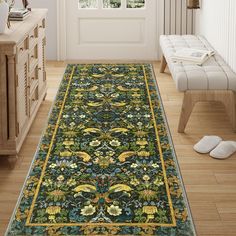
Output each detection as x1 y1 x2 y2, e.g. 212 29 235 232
193 136 222 154
210 141 236 159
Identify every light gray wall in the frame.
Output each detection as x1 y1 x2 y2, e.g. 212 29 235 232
14 0 58 60
196 0 236 72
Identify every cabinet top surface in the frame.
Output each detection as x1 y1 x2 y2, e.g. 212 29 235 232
0 9 48 45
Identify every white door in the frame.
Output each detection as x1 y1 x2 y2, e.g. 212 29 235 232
65 0 157 60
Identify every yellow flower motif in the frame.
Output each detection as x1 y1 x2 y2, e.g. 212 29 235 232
166 159 175 166
75 93 83 98
153 178 164 186
49 163 57 168
109 140 121 147
144 207 156 222
135 131 147 137
60 151 72 157
63 140 74 146
129 67 137 71
42 179 53 187
131 163 138 168
96 93 104 98
137 151 150 157
57 175 64 181
81 205 96 216
94 156 114 168
136 140 148 146
46 206 61 215
161 143 171 150
49 190 65 197
89 140 101 147
70 163 77 169
175 209 188 221
48 215 55 221
139 189 157 200
111 93 119 98
142 206 158 215
67 178 76 186
64 131 77 137
107 151 115 157
132 93 141 98
103 83 113 89
152 163 159 168
130 178 140 186
94 152 102 158
143 175 150 181
107 205 122 216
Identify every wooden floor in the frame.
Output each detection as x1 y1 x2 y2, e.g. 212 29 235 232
1 61 236 235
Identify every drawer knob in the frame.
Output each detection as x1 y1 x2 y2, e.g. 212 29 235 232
38 67 42 71
19 47 24 52
30 35 34 39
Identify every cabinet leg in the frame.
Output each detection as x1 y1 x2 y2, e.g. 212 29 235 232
7 155 19 169
8 155 18 160
43 92 47 101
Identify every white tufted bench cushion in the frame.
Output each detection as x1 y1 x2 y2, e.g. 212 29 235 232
160 35 236 92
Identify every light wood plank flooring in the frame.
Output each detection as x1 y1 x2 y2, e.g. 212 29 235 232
0 61 236 235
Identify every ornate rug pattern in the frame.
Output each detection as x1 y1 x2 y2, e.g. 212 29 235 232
6 64 195 235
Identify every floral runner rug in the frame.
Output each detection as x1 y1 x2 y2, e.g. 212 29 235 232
6 64 196 235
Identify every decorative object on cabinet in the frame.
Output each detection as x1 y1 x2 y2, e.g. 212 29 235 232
9 8 31 21
7 0 16 28
187 0 200 9
0 9 47 159
22 0 29 9
0 0 9 33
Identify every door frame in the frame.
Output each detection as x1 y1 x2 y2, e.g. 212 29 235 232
57 0 165 61
57 0 67 61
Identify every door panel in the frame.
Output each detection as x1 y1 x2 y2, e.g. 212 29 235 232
66 0 157 60
79 18 144 44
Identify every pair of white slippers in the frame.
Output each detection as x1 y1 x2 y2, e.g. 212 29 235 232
194 136 236 159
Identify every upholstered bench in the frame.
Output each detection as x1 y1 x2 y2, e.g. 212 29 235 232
160 35 236 132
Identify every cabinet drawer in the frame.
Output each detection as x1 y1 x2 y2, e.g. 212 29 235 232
17 38 28 63
29 27 38 49
29 85 39 116
29 44 38 72
38 18 46 38
29 65 39 94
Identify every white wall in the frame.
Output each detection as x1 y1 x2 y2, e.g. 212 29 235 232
196 0 236 72
14 0 58 60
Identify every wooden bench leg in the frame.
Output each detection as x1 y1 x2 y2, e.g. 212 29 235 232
220 91 236 131
160 55 167 73
178 90 236 133
178 91 196 133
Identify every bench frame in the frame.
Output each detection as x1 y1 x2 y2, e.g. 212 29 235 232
160 55 236 133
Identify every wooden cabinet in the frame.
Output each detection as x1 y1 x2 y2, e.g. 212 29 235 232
0 9 47 158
